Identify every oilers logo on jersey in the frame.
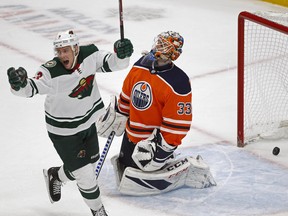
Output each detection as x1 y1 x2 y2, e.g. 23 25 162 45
131 81 152 110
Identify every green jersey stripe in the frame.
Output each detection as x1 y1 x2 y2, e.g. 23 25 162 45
45 100 104 129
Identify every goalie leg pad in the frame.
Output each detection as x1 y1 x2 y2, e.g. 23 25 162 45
185 155 217 189
117 157 191 196
111 154 125 187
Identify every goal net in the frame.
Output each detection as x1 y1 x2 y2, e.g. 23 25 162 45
237 11 288 147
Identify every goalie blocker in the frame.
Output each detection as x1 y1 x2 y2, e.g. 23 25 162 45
111 154 216 196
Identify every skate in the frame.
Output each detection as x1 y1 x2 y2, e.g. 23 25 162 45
91 205 108 216
43 167 62 203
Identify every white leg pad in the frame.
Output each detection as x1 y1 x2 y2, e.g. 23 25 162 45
110 155 124 187
117 157 191 196
111 155 216 196
185 155 217 189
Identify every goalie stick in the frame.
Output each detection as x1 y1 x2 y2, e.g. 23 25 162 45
95 131 115 179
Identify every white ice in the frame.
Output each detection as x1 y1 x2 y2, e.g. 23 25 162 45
0 0 288 215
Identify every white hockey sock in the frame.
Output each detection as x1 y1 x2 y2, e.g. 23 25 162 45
58 165 73 182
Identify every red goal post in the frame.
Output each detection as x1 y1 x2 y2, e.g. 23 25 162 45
237 11 288 147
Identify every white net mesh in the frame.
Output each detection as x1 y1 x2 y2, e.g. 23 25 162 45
243 11 288 143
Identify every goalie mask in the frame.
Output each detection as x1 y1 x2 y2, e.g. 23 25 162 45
151 31 184 61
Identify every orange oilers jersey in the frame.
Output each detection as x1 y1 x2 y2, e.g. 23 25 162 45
118 55 192 146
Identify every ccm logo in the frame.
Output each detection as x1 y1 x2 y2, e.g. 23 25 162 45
167 158 189 171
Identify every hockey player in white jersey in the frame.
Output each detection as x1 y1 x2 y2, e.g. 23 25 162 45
7 30 133 216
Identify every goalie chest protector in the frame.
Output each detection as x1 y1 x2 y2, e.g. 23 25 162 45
119 56 192 145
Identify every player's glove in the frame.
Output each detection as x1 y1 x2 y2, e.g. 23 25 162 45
114 38 134 59
7 67 28 91
96 95 128 138
132 128 177 172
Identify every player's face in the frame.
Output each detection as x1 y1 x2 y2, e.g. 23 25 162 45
55 46 75 69
155 56 172 66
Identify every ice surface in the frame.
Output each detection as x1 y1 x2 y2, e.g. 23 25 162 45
0 0 287 215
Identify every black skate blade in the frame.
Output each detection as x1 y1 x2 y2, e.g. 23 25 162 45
43 169 55 204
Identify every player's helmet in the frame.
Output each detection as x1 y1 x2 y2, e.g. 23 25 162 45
151 31 184 61
53 30 79 51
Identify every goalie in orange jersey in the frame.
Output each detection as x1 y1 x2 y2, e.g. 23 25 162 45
97 31 216 195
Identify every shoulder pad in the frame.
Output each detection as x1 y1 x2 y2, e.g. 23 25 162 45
43 60 57 68
42 58 69 78
158 66 191 95
77 44 99 64
78 44 99 61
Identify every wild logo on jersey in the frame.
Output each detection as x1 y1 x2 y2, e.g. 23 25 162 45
69 75 94 99
131 81 152 110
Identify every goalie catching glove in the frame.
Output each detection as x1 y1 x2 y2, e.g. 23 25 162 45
132 128 177 172
96 95 127 138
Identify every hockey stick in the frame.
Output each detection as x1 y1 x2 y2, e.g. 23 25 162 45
118 0 124 40
95 0 123 178
95 131 116 179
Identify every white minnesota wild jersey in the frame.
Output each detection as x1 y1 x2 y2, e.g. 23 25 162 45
12 44 130 135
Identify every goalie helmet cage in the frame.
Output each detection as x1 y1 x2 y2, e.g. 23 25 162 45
237 11 288 147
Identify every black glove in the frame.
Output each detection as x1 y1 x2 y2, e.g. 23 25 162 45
114 38 134 59
7 67 28 91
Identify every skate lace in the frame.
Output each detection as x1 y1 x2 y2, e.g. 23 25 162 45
92 206 108 216
52 179 62 195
